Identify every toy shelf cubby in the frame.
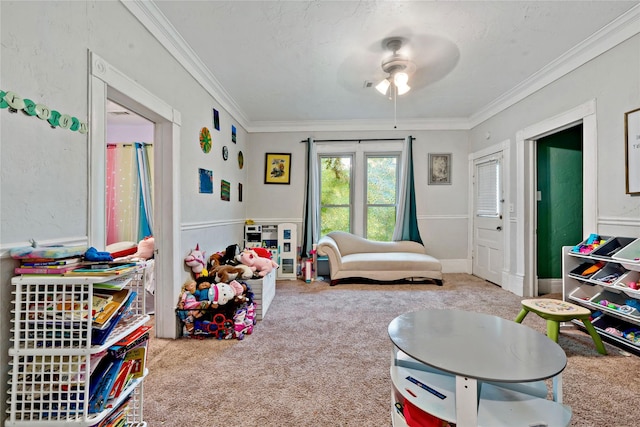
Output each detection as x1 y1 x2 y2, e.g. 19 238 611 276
563 235 640 354
5 269 150 427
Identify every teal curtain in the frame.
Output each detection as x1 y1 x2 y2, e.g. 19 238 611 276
392 136 423 244
135 142 153 241
300 137 319 257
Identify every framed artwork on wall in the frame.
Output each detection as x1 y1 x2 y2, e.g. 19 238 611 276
625 108 640 194
428 153 452 185
198 168 213 194
221 179 230 201
264 152 291 185
213 108 220 131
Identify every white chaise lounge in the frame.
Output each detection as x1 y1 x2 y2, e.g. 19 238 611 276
317 231 443 286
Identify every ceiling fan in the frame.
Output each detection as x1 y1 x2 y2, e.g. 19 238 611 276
375 37 417 98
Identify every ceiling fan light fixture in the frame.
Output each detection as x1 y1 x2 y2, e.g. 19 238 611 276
375 78 391 95
396 83 411 95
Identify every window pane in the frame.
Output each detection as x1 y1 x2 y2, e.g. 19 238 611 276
320 157 351 205
320 207 350 236
367 156 397 204
367 206 395 241
476 159 500 217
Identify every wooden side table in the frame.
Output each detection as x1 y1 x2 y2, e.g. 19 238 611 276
515 298 607 355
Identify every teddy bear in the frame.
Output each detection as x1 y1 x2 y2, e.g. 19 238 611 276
238 249 279 277
207 282 235 308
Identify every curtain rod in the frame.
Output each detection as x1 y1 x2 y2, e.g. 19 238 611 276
300 137 412 143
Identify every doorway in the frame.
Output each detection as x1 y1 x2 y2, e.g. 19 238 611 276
516 99 597 297
536 125 583 294
89 51 182 338
470 140 509 288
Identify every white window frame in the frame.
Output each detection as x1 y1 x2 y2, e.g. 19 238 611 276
316 141 403 237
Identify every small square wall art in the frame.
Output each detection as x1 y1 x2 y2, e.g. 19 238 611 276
232 125 237 143
221 179 231 201
199 168 213 194
213 108 220 131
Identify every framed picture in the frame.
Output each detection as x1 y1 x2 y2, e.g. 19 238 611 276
428 153 452 185
220 179 230 201
213 108 220 131
625 108 640 194
198 168 213 194
264 153 291 185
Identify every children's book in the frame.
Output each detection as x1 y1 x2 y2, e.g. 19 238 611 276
123 345 147 381
89 356 125 414
15 265 79 275
109 325 152 358
21 257 82 267
92 294 114 321
91 291 137 346
93 289 131 328
108 359 134 400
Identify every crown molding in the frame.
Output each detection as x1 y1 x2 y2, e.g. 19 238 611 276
469 4 640 128
123 1 640 133
121 0 250 130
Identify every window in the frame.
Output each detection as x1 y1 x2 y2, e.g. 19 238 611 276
475 157 501 217
320 155 352 236
366 155 398 241
317 141 402 240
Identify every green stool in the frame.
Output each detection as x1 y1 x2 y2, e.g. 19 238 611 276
515 298 607 355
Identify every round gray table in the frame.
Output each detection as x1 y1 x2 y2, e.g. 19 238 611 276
388 309 568 426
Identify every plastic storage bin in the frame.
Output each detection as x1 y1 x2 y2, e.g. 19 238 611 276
591 237 636 259
612 238 640 271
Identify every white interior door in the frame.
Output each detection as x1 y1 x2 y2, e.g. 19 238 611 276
472 153 504 285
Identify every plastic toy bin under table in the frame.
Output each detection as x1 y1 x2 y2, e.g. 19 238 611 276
568 285 600 304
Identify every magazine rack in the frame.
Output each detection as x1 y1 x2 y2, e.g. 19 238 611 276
6 269 150 426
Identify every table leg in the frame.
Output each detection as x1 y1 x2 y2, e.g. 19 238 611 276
552 373 563 403
455 376 479 426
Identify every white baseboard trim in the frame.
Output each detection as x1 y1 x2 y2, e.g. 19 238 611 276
538 278 563 295
441 259 471 274
503 272 525 297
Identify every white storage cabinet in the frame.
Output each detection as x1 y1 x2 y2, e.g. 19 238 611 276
6 270 150 426
562 236 640 354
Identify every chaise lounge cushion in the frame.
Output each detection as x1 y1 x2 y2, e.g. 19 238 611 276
317 231 442 285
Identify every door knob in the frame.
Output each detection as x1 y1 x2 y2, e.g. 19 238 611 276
496 226 502 231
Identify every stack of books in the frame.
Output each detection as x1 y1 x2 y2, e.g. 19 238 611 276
14 256 82 275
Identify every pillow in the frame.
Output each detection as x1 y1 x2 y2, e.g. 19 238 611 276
106 241 138 258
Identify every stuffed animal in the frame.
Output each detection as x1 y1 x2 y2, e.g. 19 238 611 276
207 282 235 308
113 236 155 262
211 265 247 283
238 249 279 277
251 247 273 259
185 244 208 278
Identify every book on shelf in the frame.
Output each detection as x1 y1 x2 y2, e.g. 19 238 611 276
65 263 137 276
89 355 125 414
109 325 152 358
91 291 137 346
93 289 131 328
15 265 79 275
123 344 147 381
20 257 82 267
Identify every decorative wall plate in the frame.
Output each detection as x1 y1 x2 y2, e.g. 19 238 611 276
238 151 244 169
199 127 212 153
222 145 229 160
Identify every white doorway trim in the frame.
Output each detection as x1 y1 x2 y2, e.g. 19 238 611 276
88 51 182 338
468 139 510 288
516 99 597 297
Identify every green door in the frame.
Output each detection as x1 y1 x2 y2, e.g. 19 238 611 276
536 125 583 279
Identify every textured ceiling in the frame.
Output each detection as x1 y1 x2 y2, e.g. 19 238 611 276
131 1 640 130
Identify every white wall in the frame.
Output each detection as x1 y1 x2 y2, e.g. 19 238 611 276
0 1 249 419
245 129 470 264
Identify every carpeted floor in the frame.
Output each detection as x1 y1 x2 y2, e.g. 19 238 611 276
142 273 640 426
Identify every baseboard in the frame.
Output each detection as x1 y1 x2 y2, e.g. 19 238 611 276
440 259 471 274
538 278 563 295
